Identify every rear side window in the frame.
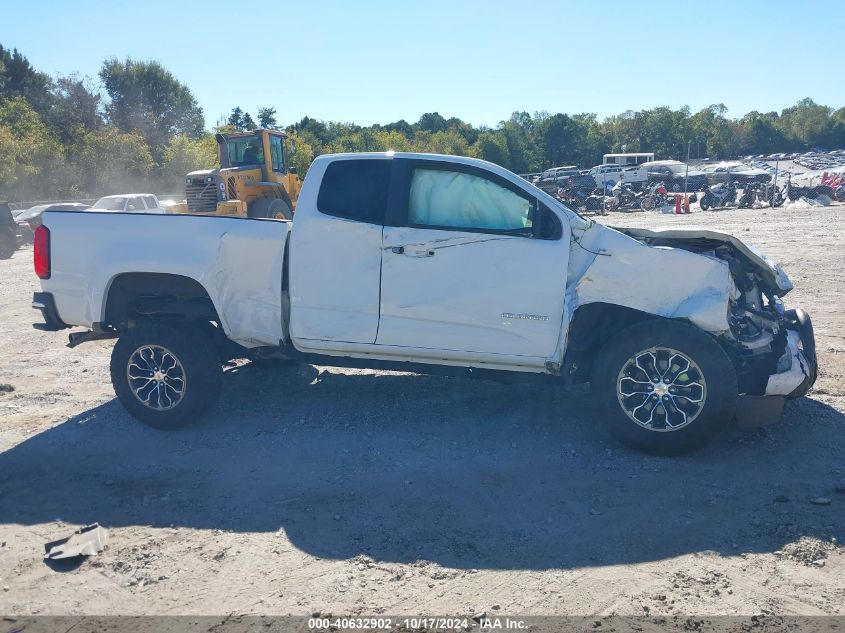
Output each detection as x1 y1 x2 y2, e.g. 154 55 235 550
317 159 391 224
143 195 157 208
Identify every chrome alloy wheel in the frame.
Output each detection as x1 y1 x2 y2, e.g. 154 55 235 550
126 345 186 411
616 347 707 432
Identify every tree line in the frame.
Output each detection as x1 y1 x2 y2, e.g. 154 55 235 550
2 42 844 202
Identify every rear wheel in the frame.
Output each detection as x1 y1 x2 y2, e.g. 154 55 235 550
641 195 658 211
591 320 737 455
110 320 222 429
699 195 712 211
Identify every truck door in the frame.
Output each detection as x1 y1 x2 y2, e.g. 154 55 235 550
288 158 391 344
377 159 571 359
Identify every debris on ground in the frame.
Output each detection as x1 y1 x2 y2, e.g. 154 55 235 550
0 384 13 394
775 537 841 567
44 523 109 560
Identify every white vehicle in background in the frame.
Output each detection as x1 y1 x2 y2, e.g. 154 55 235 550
603 152 654 166
32 152 816 455
91 194 166 214
588 164 648 190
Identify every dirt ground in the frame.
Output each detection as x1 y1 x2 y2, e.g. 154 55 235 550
0 202 843 618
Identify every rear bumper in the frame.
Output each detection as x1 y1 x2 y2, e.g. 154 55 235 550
32 292 70 331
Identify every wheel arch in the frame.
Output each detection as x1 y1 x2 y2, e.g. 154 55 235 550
563 302 660 381
103 272 220 330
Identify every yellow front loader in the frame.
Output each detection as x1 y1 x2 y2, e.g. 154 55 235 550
173 129 301 219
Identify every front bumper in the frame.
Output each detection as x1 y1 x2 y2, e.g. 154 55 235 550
32 292 70 331
765 308 817 398
735 309 817 429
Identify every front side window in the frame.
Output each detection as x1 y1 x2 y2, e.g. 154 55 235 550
127 197 144 211
408 168 532 233
143 195 157 208
269 135 285 172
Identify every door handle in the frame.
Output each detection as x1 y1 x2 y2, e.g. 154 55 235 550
390 246 435 257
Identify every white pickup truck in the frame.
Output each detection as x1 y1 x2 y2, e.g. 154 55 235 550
32 152 817 454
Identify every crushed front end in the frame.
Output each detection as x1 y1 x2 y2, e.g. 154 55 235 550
616 227 818 425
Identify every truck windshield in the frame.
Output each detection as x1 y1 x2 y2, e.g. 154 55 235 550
92 197 126 210
227 135 264 166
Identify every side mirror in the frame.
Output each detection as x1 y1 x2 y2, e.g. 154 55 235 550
127 204 137 211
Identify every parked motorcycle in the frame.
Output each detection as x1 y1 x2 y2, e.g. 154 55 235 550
737 184 755 209
640 182 670 212
558 185 606 214
755 182 784 207
608 181 644 211
784 177 834 201
699 181 737 210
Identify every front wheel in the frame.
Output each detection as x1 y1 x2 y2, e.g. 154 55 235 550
591 320 737 455
110 320 223 429
699 195 713 211
248 198 293 220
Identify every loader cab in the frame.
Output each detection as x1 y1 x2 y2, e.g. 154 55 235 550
217 129 291 175
211 129 302 216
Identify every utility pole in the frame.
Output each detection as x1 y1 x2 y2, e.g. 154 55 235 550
684 140 691 195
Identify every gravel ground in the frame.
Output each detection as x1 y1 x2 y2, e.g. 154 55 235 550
0 202 843 617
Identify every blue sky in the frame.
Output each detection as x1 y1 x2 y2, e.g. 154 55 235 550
3 0 843 129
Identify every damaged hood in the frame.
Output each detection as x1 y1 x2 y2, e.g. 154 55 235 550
614 227 793 296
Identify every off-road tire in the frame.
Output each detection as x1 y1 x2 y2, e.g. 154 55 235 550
248 197 293 220
110 320 222 429
591 320 737 455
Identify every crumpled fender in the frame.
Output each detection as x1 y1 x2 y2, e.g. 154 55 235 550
202 230 286 347
567 224 732 334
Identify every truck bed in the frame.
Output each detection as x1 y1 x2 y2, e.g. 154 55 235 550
39 211 289 348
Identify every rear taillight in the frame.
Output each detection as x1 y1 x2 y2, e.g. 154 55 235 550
34 225 50 279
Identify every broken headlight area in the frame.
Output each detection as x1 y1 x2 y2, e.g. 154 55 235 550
720 249 792 395
724 311 788 396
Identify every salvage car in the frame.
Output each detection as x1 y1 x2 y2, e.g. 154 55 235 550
14 202 90 229
702 162 771 185
31 152 817 455
536 165 581 194
641 160 708 191
91 194 166 214
0 202 33 259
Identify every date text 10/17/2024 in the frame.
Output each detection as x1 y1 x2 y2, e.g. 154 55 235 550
307 616 528 630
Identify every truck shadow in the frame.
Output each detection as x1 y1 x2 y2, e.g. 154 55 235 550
1 361 842 570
